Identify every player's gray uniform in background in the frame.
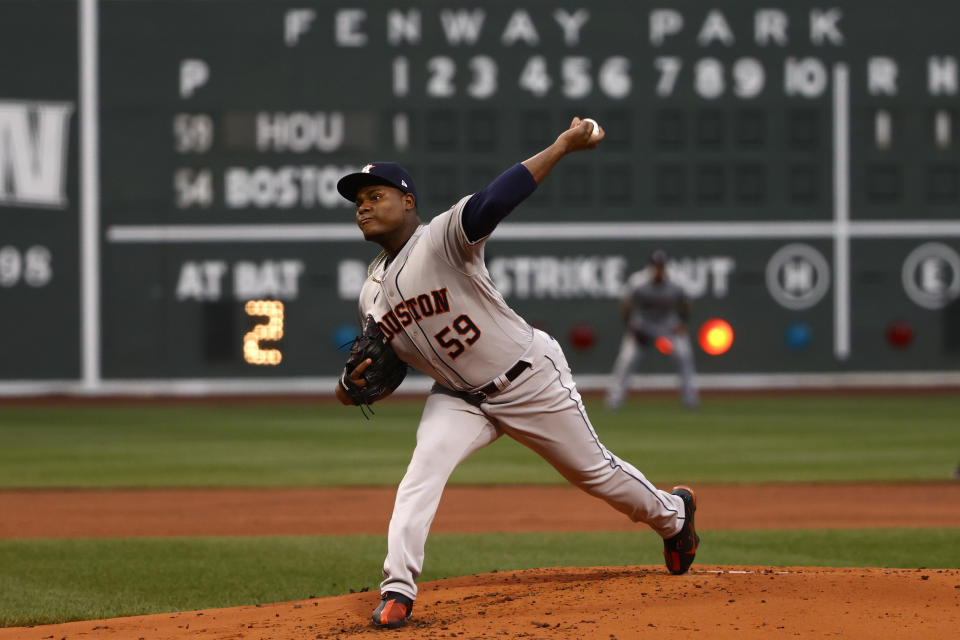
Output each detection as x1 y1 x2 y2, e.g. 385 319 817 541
607 269 699 409
358 197 688 601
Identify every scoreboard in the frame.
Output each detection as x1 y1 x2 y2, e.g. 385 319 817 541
2 0 959 394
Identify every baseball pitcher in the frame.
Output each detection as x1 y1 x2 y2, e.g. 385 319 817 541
334 118 700 629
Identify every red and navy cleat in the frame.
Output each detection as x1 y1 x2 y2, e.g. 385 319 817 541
371 591 414 629
663 485 700 575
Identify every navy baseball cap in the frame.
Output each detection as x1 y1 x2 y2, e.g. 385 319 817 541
650 250 668 265
337 162 417 203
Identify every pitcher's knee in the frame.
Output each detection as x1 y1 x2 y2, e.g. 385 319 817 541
563 465 619 495
389 517 430 545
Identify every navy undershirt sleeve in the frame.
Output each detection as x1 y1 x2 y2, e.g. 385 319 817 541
461 163 538 243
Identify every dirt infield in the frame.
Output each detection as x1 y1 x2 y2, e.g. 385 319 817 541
3 482 960 538
2 483 959 639
2 566 958 639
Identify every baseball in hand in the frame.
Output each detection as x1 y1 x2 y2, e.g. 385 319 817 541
582 117 601 139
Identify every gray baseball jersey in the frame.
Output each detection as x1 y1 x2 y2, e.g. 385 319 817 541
359 199 689 601
358 195 532 390
623 273 690 335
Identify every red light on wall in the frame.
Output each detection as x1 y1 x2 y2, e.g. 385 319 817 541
699 318 734 355
885 321 914 348
568 324 596 350
654 336 674 355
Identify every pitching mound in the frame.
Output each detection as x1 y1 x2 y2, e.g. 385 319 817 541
4 565 958 639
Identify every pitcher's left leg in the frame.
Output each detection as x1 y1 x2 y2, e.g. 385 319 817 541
380 390 499 602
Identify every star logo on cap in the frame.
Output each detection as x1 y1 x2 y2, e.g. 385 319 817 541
361 163 375 173
401 179 408 188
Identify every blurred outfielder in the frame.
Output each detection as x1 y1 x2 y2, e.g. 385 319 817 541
607 250 699 410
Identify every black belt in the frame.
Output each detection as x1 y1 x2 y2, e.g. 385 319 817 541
477 360 531 397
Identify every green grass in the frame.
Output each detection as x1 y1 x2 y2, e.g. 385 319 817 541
1 528 956 627
1 393 957 627
0 394 957 488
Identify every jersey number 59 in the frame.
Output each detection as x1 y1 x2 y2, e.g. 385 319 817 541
433 314 482 359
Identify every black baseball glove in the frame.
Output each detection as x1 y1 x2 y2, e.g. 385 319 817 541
339 314 408 411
